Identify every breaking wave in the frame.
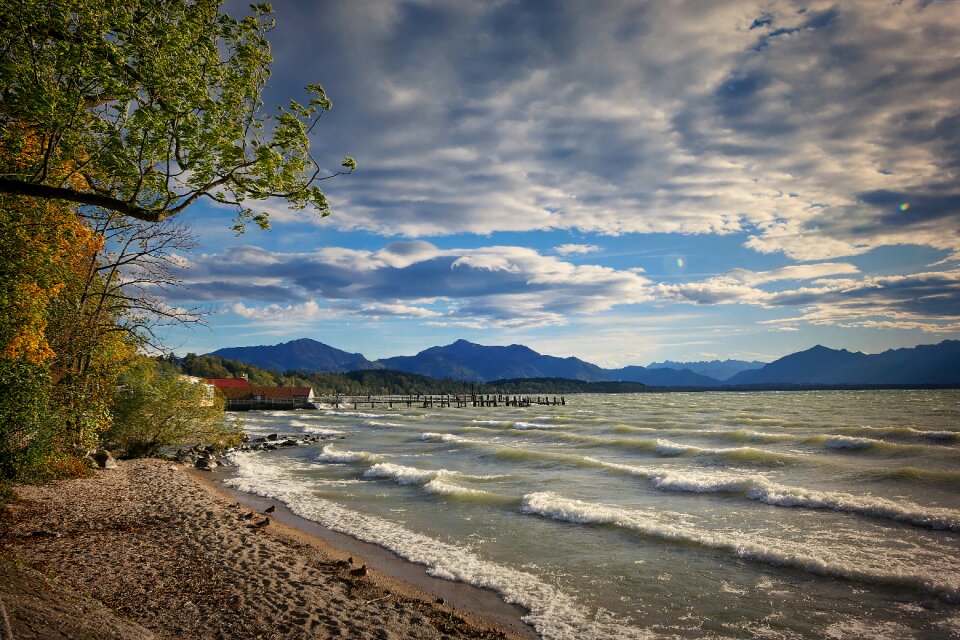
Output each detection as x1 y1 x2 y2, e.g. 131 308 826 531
520 492 960 602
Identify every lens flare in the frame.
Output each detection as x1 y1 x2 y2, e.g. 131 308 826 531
676 258 685 268
899 202 910 212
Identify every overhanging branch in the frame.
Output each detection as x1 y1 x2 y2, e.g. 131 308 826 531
0 177 166 222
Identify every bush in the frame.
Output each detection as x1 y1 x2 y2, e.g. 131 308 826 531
0 359 57 482
106 358 241 458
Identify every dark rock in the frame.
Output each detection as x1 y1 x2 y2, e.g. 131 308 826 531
28 529 61 539
266 433 279 441
92 449 118 470
349 564 367 577
195 458 217 470
264 505 276 514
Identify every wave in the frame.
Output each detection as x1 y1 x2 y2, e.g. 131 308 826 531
316 445 379 464
698 428 795 444
363 462 504 485
610 425 658 435
864 466 960 486
831 425 959 443
324 410 385 418
471 419 557 430
224 453 652 640
645 439 795 465
367 420 403 427
418 432 483 444
511 421 557 430
285 420 344 436
520 492 960 602
583 458 960 532
803 434 944 455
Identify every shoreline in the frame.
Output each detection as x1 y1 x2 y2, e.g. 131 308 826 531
191 464 538 639
1 458 537 639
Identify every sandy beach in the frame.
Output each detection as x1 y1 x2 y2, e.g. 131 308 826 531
0 458 534 639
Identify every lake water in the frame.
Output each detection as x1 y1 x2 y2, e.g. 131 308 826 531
224 390 960 639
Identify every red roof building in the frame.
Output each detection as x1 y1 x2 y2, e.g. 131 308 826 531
207 378 251 389
215 384 316 409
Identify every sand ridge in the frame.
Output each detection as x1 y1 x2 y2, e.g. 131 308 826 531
1 458 530 639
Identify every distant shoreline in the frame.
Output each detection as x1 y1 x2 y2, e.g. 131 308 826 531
483 379 960 394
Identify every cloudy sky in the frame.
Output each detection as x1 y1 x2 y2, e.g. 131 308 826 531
164 0 960 366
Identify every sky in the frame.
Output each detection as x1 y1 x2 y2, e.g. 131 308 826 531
161 0 960 367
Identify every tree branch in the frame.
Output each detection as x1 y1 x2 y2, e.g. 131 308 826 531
0 178 167 222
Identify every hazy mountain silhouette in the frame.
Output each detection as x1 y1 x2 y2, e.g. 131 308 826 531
647 359 765 381
205 338 960 386
605 365 721 386
378 339 610 383
726 341 960 385
207 338 377 373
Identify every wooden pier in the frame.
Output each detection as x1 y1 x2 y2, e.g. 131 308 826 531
315 393 565 410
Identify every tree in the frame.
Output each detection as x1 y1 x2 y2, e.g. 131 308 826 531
107 356 238 458
0 127 106 479
0 0 354 231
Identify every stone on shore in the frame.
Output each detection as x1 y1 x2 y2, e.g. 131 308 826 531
92 449 118 469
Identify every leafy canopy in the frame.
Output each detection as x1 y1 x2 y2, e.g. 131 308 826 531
0 0 354 230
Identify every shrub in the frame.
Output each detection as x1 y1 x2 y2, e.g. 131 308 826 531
106 358 241 458
0 359 57 482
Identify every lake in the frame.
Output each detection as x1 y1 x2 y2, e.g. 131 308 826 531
225 390 960 639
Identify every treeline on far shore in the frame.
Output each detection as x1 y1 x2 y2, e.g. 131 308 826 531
175 354 652 395
175 354 960 395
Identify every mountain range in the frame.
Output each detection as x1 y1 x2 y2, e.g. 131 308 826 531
204 338 960 387
647 359 765 381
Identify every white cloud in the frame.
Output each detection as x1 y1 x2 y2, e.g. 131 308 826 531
554 244 601 256
360 302 442 318
257 0 960 261
230 301 340 323
182 242 652 328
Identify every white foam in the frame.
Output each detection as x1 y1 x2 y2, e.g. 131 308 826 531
316 445 378 464
224 453 652 639
367 420 403 427
363 461 502 487
520 492 960 602
325 410 385 418
418 432 468 443
284 419 344 436
512 421 554 430
423 477 493 498
701 428 795 444
821 435 882 450
584 458 960 532
364 462 440 485
653 440 700 456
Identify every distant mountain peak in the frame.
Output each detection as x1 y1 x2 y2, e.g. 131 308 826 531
206 338 375 373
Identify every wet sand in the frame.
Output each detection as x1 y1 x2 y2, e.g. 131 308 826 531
0 458 537 639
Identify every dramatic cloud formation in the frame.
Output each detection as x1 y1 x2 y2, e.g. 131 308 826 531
262 0 959 262
160 0 959 360
659 267 960 333
175 243 652 328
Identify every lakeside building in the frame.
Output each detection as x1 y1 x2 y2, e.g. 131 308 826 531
206 377 316 410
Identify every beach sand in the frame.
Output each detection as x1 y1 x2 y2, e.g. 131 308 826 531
0 458 536 639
